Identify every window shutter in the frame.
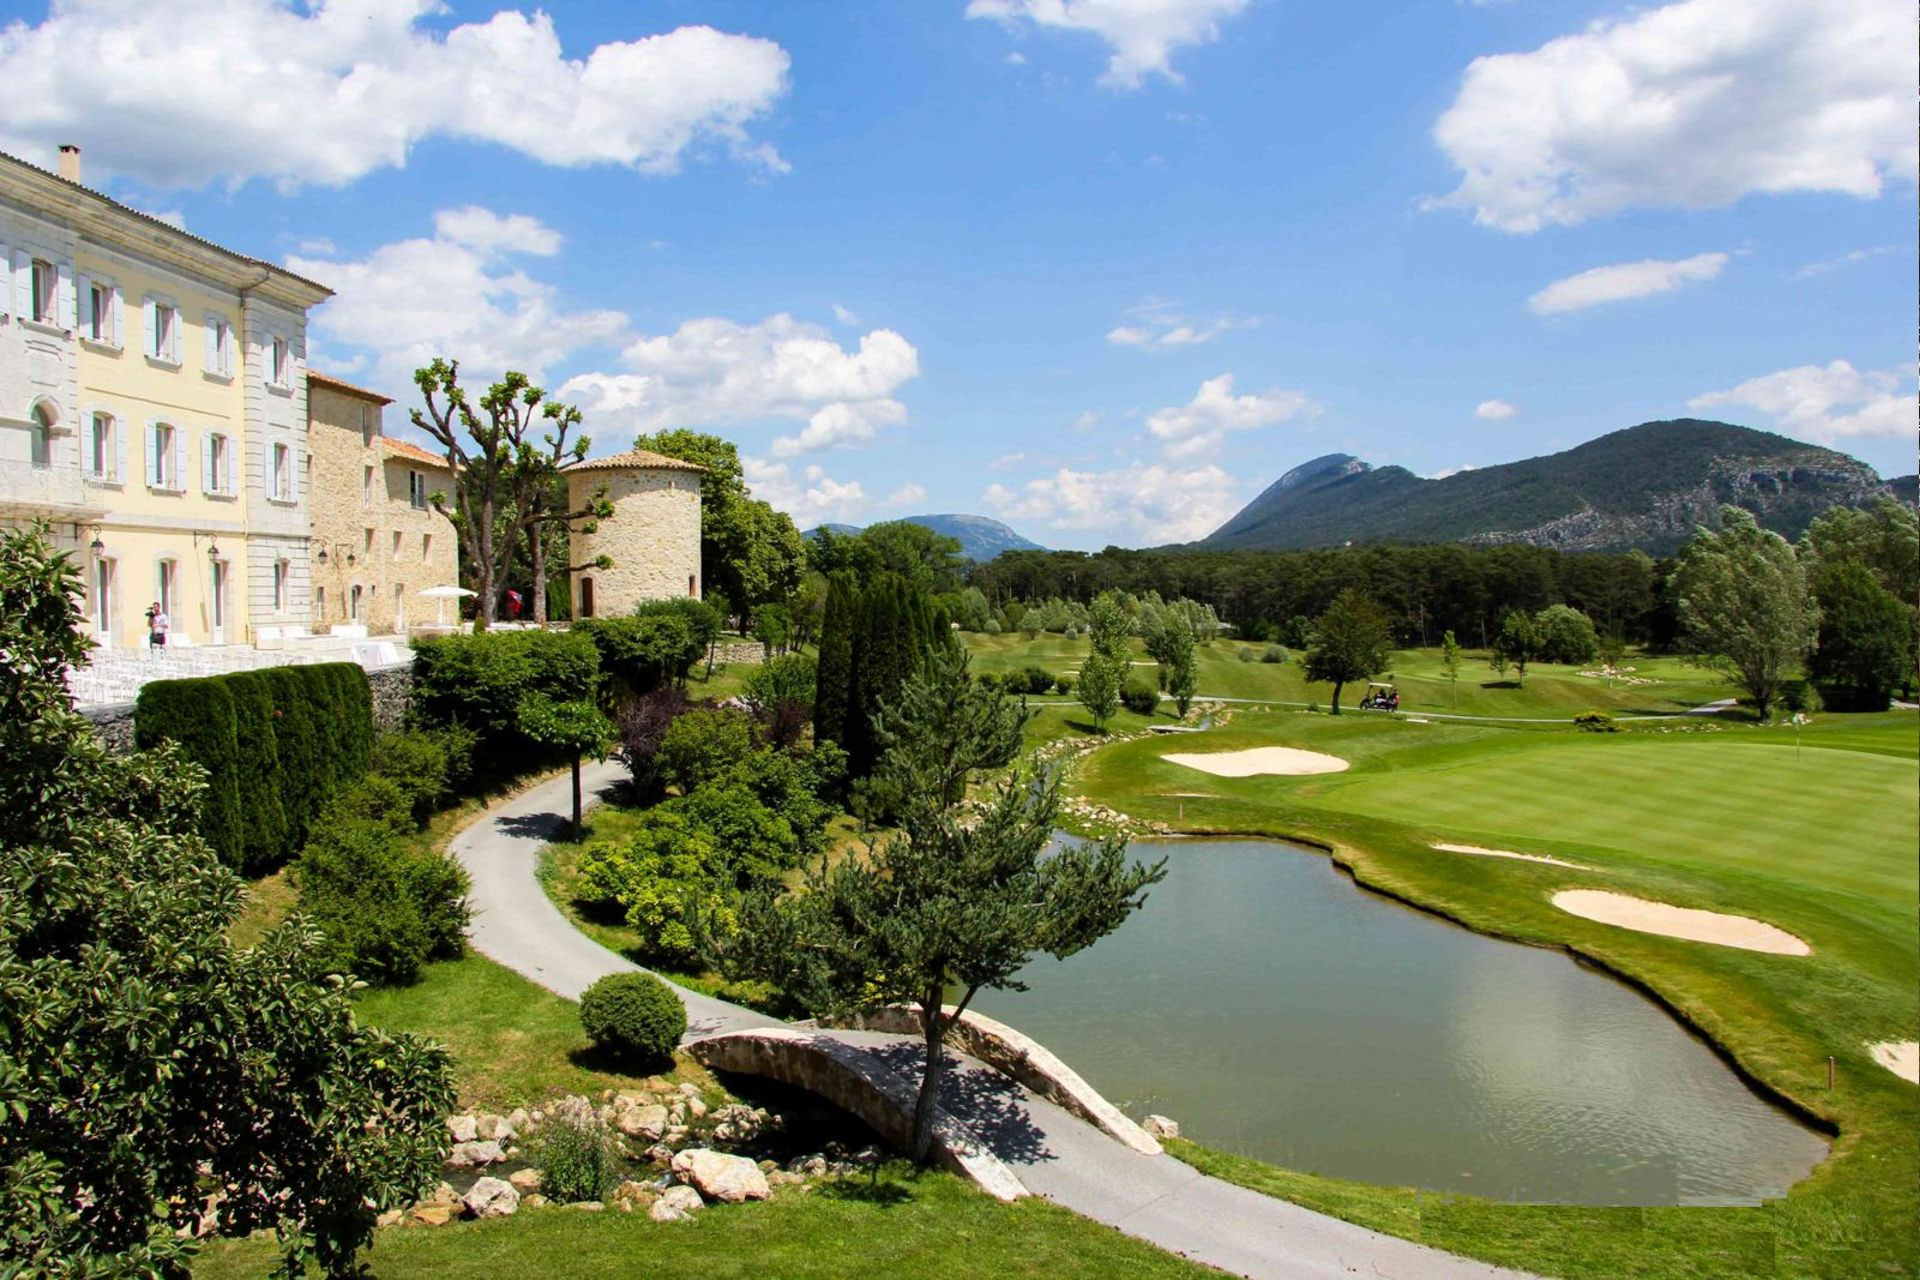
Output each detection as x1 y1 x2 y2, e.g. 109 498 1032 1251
173 431 185 492
169 309 182 364
201 431 214 493
203 316 216 373
77 273 92 334
109 289 123 348
223 326 234 377
142 300 157 357
114 423 126 482
146 422 160 487
11 253 28 322
56 264 74 330
290 446 302 502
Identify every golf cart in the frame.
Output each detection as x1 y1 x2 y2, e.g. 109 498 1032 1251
1358 681 1399 712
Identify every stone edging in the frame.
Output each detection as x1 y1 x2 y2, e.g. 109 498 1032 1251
824 1005 1162 1157
686 1028 1029 1202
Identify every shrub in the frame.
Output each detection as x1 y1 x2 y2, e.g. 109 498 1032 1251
219 672 289 873
1053 673 1074 695
635 595 724 656
681 780 800 883
260 666 322 848
296 815 470 986
1779 679 1822 716
1008 665 1055 696
577 814 737 969
744 652 817 715
410 629 599 749
983 618 1002 634
371 726 475 827
579 972 686 1067
616 685 691 795
575 612 700 696
528 1103 619 1204
135 676 244 867
656 706 757 793
1120 680 1160 715
1237 647 1255 662
323 774 416 832
1534 604 1601 665
1573 711 1621 733
1260 645 1288 664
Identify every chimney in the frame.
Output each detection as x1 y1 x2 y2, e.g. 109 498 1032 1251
57 144 80 183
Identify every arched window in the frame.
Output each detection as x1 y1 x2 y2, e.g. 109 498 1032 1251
29 403 55 468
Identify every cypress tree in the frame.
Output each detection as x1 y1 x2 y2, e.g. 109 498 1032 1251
262 666 320 849
813 573 856 748
134 677 244 868
222 671 288 874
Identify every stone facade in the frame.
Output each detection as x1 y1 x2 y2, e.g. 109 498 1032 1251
307 372 458 635
564 449 703 619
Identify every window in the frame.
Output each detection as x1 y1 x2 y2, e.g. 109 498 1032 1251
89 412 117 480
363 464 374 502
422 532 432 561
408 469 428 510
151 302 178 362
271 337 290 386
29 405 53 468
150 422 178 490
157 560 177 619
314 584 325 620
206 433 231 495
361 405 377 447
95 558 115 636
391 530 403 561
349 583 362 621
271 443 291 500
205 316 232 377
579 577 594 618
87 282 115 343
363 527 375 558
30 259 56 324
273 560 289 612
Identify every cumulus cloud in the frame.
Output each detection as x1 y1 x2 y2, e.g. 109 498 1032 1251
1688 360 1914 442
0 1 790 189
965 0 1249 89
1144 374 1318 458
985 461 1240 543
742 457 869 527
1528 253 1728 315
1106 301 1256 350
1474 399 1518 420
287 208 626 390
559 314 921 455
883 483 929 508
1430 0 1915 232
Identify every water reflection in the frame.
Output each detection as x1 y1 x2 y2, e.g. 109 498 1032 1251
974 838 1827 1205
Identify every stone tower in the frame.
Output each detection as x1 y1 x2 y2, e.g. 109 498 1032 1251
562 448 704 618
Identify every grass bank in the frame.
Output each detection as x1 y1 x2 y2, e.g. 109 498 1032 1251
1071 707 1918 1278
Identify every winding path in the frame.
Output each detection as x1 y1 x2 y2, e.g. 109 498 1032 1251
452 761 1539 1280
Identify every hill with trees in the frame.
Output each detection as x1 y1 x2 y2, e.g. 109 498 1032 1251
806 514 1044 561
1204 420 1913 554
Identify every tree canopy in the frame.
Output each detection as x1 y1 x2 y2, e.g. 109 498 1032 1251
1674 506 1816 720
1302 588 1392 713
632 429 806 614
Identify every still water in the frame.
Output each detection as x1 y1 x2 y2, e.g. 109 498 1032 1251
973 838 1828 1205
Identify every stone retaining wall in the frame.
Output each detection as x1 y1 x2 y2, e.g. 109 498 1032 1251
367 660 412 731
687 1028 1027 1202
82 702 138 755
829 1006 1162 1157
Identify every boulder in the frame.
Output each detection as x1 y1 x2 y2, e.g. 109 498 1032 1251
1143 1114 1180 1140
447 1139 505 1167
425 1182 462 1206
566 1200 604 1212
406 1203 457 1227
507 1168 543 1194
463 1177 519 1218
476 1114 515 1142
446 1115 479 1144
375 1208 405 1228
671 1148 770 1203
653 1184 704 1221
787 1155 828 1177
610 1179 651 1207
685 1095 709 1119
617 1104 669 1140
522 1194 548 1209
506 1107 532 1131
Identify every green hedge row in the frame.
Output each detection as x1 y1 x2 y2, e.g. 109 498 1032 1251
134 662 372 873
409 629 598 748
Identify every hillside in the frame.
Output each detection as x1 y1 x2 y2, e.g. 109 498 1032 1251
1204 420 1909 554
805 513 1045 561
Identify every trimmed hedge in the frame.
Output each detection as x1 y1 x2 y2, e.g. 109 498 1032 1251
579 972 685 1067
134 662 372 873
409 630 599 749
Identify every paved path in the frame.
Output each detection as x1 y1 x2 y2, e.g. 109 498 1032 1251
451 761 1540 1280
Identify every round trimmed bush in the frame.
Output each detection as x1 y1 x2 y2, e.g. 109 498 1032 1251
579 972 686 1066
1120 680 1160 715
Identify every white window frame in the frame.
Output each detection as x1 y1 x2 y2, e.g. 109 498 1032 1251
204 431 234 497
156 558 178 620
271 442 292 502
270 336 291 388
149 421 180 492
83 277 121 348
147 298 182 366
94 558 116 640
408 469 428 510
88 411 119 482
204 314 234 379
272 559 290 613
30 258 56 325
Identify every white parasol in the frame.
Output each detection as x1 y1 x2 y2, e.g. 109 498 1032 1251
417 584 475 626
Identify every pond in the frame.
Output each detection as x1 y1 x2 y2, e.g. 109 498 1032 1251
971 837 1829 1206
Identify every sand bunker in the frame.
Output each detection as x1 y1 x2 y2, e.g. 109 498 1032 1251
1551 890 1810 956
1434 842 1586 869
1163 747 1350 777
1868 1041 1918 1084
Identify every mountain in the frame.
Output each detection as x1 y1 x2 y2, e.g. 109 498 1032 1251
805 513 1046 562
1204 420 1911 554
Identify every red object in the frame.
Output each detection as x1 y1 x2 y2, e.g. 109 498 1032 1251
506 590 523 619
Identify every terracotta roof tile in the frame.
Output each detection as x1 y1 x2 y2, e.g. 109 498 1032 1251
308 370 393 404
564 448 706 474
379 437 450 467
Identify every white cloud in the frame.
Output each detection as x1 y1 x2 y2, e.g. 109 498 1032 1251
832 304 860 325
988 451 1030 470
1144 374 1319 458
287 208 626 390
1474 399 1518 420
1431 464 1481 479
985 461 1241 543
1688 360 1914 442
294 236 338 256
0 1 790 190
965 0 1249 89
883 483 928 508
743 457 869 527
1528 252 1728 315
147 209 186 231
1005 50 1028 65
1430 0 1915 232
559 314 921 455
1106 301 1256 350
1793 244 1906 280
1073 410 1102 432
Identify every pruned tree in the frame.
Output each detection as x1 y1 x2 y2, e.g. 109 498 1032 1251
1440 629 1462 707
518 693 616 838
412 360 610 628
724 647 1166 1164
1493 609 1541 686
1303 588 1392 714
1154 615 1199 715
1674 506 1816 720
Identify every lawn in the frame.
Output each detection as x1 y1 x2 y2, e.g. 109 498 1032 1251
1071 706 1920 1279
962 631 1742 720
192 1165 1221 1280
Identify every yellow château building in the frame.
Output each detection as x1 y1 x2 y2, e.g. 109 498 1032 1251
1 146 329 648
306 371 458 635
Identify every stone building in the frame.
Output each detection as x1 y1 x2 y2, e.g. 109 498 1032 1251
306 371 458 635
563 448 703 618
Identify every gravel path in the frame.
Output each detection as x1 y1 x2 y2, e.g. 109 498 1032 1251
450 759 1541 1280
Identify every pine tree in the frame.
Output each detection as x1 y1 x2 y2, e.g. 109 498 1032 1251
812 573 857 748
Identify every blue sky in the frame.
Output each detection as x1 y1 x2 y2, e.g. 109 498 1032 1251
3 0 1911 547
